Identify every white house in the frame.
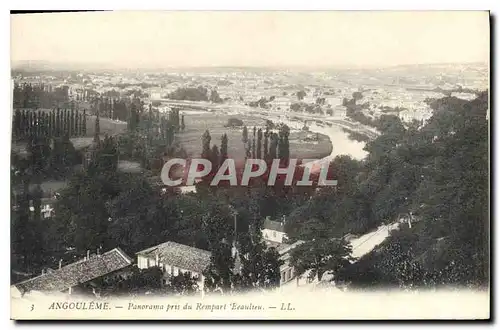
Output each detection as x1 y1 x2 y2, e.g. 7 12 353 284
260 216 306 285
136 241 211 291
275 241 304 285
262 217 287 244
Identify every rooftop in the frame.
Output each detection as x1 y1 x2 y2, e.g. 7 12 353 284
13 247 133 295
263 239 305 256
263 218 285 232
136 241 211 274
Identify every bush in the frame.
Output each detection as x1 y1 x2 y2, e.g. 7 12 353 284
167 86 209 102
224 118 244 127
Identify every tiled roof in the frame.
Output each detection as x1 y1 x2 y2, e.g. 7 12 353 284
278 240 305 257
136 241 211 274
13 247 133 295
263 219 285 232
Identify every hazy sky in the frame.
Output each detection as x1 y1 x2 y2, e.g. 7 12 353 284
11 11 490 68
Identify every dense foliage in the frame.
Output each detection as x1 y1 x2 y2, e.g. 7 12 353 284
10 88 489 293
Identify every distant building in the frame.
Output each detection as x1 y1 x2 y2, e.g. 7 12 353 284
262 216 287 244
451 92 478 101
398 108 433 123
11 247 133 298
276 241 304 285
268 96 292 111
333 105 347 118
260 216 306 285
40 203 55 219
262 237 305 286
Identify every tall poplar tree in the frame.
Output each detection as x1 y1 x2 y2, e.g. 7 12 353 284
242 126 248 145
263 128 269 162
220 133 228 165
257 128 263 160
82 110 87 136
201 130 212 160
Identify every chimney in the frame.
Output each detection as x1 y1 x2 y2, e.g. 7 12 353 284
59 259 62 269
87 250 90 260
41 269 45 275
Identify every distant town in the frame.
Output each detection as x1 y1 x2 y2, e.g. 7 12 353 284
10 61 489 300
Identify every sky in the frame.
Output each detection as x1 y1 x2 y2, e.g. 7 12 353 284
10 11 490 69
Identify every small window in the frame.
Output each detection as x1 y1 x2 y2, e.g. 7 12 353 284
273 231 277 238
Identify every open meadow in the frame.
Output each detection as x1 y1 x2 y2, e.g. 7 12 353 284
177 110 333 161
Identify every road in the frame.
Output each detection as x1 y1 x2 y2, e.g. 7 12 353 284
279 222 400 293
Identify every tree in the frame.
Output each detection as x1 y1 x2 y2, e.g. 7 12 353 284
89 135 118 175
290 238 353 282
225 118 243 127
27 134 51 177
105 266 166 296
316 97 326 106
265 120 275 131
210 89 223 103
65 110 71 136
269 133 278 160
167 272 200 295
69 109 75 137
203 242 235 294
245 140 251 160
278 124 290 165
54 109 60 137
50 135 78 177
242 126 249 145
210 144 220 174
352 91 363 102
335 92 489 289
94 111 101 140
237 228 283 291
107 176 173 254
74 110 80 137
54 171 121 253
251 127 256 159
263 128 269 161
297 90 306 101
82 110 87 135
220 133 228 165
256 128 263 160
201 130 211 160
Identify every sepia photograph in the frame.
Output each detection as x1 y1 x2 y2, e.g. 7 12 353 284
8 10 490 320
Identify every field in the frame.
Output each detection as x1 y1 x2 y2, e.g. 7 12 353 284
177 111 332 161
11 111 127 154
85 115 127 137
11 109 332 197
